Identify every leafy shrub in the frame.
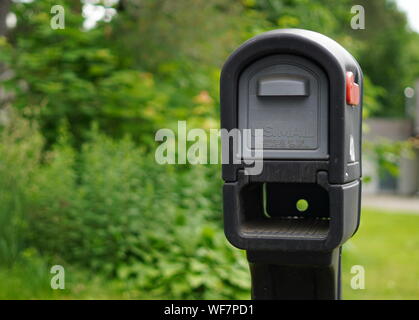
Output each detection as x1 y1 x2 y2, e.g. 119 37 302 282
0 114 43 265
0 119 248 299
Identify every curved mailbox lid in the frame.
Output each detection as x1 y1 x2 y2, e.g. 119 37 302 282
238 54 329 160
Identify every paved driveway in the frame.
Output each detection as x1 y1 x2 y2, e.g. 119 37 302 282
362 194 419 214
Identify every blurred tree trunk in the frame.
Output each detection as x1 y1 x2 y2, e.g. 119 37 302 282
0 0 12 37
70 0 83 15
0 0 13 125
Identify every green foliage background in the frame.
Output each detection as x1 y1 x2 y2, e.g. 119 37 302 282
0 0 418 299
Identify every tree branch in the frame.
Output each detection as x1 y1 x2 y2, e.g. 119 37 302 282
0 0 12 37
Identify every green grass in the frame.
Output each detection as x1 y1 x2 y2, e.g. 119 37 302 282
0 254 125 300
0 208 417 300
342 208 419 300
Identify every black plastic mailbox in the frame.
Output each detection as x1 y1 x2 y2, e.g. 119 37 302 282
220 29 363 300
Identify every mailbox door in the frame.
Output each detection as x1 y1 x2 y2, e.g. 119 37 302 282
238 55 329 160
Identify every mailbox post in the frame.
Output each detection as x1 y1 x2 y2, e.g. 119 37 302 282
220 29 363 300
